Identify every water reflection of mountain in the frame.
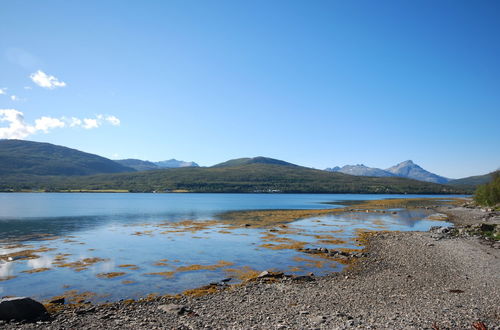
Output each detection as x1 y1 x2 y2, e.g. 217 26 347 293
0 212 210 242
393 209 432 227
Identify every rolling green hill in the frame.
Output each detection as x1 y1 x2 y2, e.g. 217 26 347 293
212 157 298 168
0 158 467 194
0 140 135 176
0 141 469 193
448 172 495 188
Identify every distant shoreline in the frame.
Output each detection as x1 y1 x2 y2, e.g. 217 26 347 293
0 190 470 195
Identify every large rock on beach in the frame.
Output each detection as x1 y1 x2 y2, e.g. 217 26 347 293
0 297 48 321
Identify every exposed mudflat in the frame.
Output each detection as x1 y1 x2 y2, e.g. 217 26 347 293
5 204 500 329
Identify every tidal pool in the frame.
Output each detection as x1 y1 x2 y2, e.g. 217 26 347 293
0 193 461 303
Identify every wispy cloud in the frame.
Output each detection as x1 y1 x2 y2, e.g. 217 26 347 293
0 109 121 139
10 95 20 101
105 115 120 126
6 48 40 69
0 88 6 95
30 70 66 89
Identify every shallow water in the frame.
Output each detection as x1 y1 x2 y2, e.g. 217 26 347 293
0 193 461 302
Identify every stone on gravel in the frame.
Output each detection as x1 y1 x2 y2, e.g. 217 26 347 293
291 275 315 282
158 304 189 316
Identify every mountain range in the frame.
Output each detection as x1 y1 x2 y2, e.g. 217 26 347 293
0 139 134 176
0 139 493 193
326 160 449 184
115 158 199 171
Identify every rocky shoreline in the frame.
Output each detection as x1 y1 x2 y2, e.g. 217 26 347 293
3 202 500 329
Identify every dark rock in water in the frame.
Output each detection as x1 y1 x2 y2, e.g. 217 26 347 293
0 297 48 321
48 297 65 305
7 256 26 261
257 271 284 279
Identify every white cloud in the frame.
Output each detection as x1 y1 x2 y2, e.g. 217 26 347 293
69 117 82 127
24 86 32 90
10 95 19 101
0 88 6 95
35 116 65 132
82 118 99 129
0 109 36 139
0 109 120 139
30 70 66 89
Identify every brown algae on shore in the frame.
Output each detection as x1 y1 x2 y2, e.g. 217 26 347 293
145 271 175 278
55 257 109 272
96 272 127 279
183 284 219 297
224 266 261 281
146 260 235 278
21 267 51 274
118 264 140 270
158 220 221 234
46 289 97 305
259 241 308 250
218 208 345 227
0 246 56 262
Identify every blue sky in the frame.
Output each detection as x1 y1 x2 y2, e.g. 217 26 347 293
1 0 499 178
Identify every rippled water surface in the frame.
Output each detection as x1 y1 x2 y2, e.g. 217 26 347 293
0 193 461 302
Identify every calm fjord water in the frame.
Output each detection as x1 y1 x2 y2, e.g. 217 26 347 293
0 193 461 302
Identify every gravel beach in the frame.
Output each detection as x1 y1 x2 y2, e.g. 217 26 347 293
4 204 500 329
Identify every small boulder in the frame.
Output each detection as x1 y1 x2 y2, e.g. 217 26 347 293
257 270 270 278
158 303 189 315
479 223 495 232
0 297 48 321
257 271 284 279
